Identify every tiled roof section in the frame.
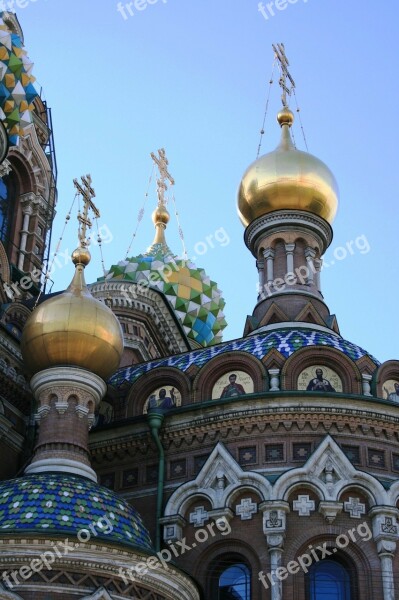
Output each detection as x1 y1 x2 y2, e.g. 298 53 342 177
0 474 152 551
102 251 227 346
109 327 380 389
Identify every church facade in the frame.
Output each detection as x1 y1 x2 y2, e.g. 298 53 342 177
0 15 398 600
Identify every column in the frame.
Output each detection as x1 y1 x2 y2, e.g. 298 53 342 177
304 247 317 285
362 373 373 397
285 243 295 275
18 205 32 271
314 258 322 291
25 366 106 481
256 258 265 297
268 538 284 600
260 501 290 600
380 550 395 600
370 507 399 600
268 368 280 391
263 248 275 286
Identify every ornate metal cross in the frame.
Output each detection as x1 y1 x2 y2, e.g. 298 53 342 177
73 174 100 247
150 148 175 207
272 43 296 107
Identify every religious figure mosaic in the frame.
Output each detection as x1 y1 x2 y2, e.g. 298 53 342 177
212 371 254 399
298 365 342 392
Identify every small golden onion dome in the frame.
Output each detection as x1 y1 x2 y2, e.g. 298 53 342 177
71 246 91 266
237 108 339 226
21 248 123 380
152 205 170 226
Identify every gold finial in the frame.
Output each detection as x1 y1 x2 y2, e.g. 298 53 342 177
277 107 295 127
272 43 295 108
72 175 101 266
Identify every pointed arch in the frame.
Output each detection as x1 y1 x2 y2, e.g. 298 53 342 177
164 442 272 517
272 435 387 505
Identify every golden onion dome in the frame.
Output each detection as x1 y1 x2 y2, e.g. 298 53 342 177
21 248 123 380
237 107 339 227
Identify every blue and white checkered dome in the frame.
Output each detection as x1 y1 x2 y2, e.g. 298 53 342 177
0 473 153 552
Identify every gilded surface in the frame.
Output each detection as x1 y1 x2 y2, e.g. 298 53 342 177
21 263 123 379
237 111 339 226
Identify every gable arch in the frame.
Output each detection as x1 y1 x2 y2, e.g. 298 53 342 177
337 484 376 507
385 480 399 507
271 435 387 505
193 351 267 402
225 485 266 508
164 443 272 517
126 366 191 417
374 360 399 400
283 480 326 503
281 345 362 394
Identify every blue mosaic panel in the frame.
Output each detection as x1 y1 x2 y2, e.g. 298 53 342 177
109 327 380 389
0 474 152 551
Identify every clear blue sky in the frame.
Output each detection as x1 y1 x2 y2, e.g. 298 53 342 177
16 0 399 363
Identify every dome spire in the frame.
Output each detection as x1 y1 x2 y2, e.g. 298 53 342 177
21 175 123 380
272 43 295 109
148 147 174 254
238 43 340 336
72 174 100 268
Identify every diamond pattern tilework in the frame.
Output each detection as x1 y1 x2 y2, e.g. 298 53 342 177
0 474 152 551
102 249 226 347
109 327 379 389
0 18 38 145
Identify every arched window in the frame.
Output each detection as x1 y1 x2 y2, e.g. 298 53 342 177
0 178 10 244
0 175 17 252
307 560 351 600
218 563 251 599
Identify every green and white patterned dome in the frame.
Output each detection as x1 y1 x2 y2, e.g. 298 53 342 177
104 240 227 347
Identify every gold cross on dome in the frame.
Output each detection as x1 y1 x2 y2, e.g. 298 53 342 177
73 174 100 247
272 43 296 107
150 148 175 207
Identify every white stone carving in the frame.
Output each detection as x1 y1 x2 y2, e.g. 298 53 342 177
163 442 272 519
189 506 209 527
344 497 366 518
293 495 315 516
235 498 257 520
268 368 280 391
362 373 373 396
318 501 343 523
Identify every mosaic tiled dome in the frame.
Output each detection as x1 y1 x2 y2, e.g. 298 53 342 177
109 327 379 389
0 15 38 145
103 244 227 347
0 474 152 551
